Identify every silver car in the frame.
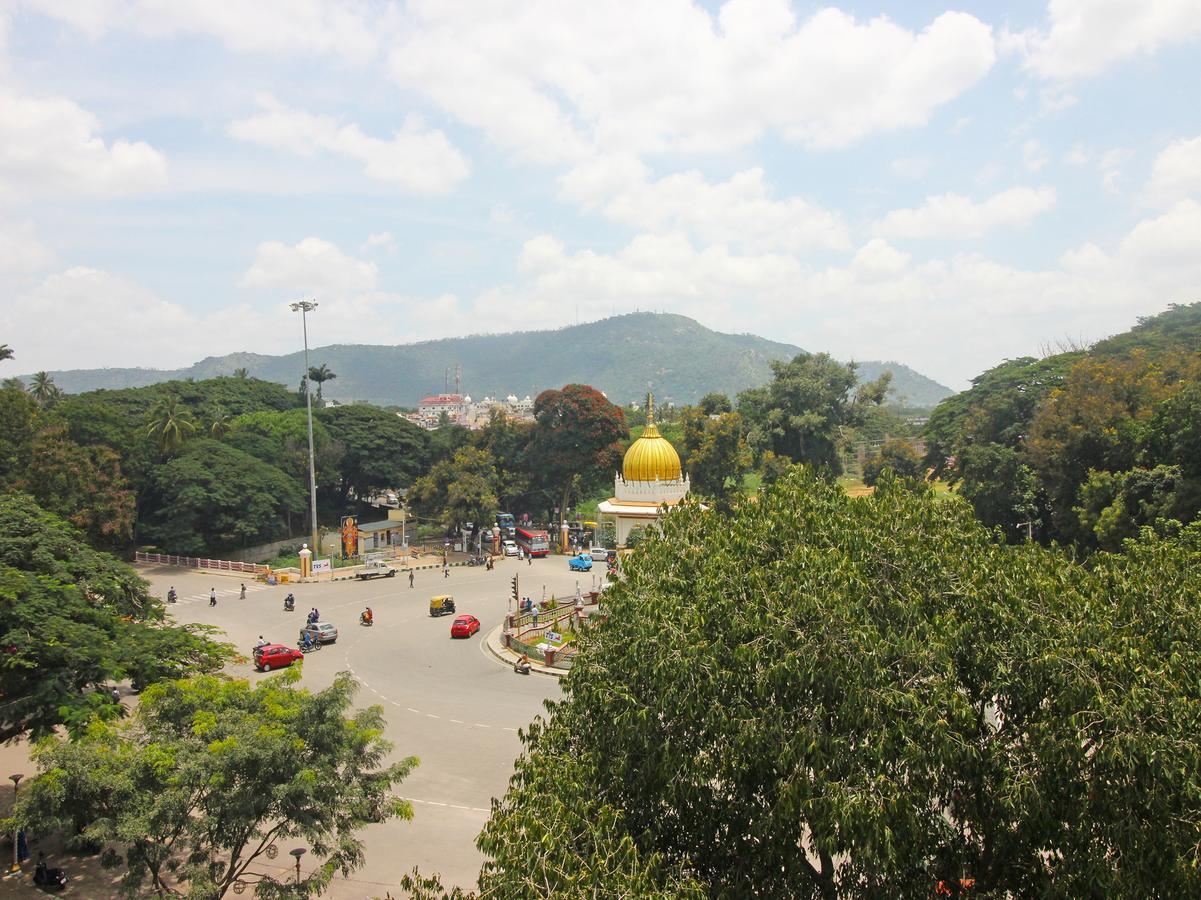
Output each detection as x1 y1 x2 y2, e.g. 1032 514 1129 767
299 622 339 644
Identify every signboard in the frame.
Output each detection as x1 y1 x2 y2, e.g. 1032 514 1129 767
312 559 331 574
340 515 358 558
545 631 562 642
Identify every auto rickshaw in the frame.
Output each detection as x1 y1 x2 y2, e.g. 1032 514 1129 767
429 595 456 617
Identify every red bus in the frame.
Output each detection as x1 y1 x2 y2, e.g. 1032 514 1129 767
513 526 550 558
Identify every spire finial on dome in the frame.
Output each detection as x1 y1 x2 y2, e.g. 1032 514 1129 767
646 388 655 425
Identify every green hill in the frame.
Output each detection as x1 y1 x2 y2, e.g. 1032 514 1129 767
26 313 953 407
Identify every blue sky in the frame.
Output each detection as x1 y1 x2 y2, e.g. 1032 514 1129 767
2 1 1200 389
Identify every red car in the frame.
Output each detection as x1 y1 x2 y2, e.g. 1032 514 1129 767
450 614 481 638
254 643 303 672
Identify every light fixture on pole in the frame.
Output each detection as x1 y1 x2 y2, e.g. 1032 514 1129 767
289 847 306 885
8 774 23 873
289 300 320 559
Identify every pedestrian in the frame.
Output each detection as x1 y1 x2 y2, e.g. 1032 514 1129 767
527 551 532 567
443 560 449 579
111 687 120 703
239 583 247 600
531 603 539 627
209 588 216 607
409 569 415 588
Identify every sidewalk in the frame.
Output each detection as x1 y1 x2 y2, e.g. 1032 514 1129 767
483 625 564 678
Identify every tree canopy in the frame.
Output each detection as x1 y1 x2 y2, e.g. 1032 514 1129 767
527 384 627 533
738 352 890 473
317 404 429 505
17 671 415 898
479 470 1201 897
0 495 231 742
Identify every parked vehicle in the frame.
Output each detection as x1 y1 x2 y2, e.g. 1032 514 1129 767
450 614 481 638
355 559 397 580
588 546 610 562
429 595 456 617
502 540 519 557
569 553 593 572
254 643 304 672
496 512 516 536
34 854 68 890
299 622 339 644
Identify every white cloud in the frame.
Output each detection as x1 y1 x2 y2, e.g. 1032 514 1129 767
389 3 995 161
560 158 849 253
0 88 167 197
228 96 469 194
362 231 397 253
0 222 53 273
1118 199 1201 267
1146 135 1201 203
24 0 383 63
1022 138 1048 172
1099 147 1134 194
481 204 1201 388
241 238 378 296
1020 0 1201 81
873 186 1057 239
1063 144 1091 166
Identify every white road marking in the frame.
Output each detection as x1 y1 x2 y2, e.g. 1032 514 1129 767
448 718 464 724
474 723 491 728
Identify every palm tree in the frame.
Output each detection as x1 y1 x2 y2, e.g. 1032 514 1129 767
146 394 198 455
2 377 24 391
233 367 249 379
209 404 232 439
29 371 60 407
307 364 337 404
0 344 13 363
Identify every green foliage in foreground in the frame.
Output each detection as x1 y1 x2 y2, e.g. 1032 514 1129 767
17 671 416 899
0 494 232 743
478 470 1201 898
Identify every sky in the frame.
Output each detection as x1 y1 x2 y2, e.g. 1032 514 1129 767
1 0 1200 390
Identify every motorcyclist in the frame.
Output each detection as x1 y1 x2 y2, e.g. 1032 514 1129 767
167 586 177 603
360 607 373 625
255 635 268 648
283 593 295 611
300 631 316 651
514 653 531 675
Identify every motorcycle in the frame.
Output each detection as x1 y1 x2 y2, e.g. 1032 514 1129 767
298 635 320 653
359 613 373 627
34 856 69 891
283 594 295 611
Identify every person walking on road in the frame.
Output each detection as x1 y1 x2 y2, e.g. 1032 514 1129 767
527 551 532 567
443 560 449 578
239 583 247 600
209 588 216 607
409 569 415 588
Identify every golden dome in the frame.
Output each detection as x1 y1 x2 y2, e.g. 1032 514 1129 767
623 394 681 481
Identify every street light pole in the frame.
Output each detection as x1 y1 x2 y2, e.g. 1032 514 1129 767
289 847 306 885
290 300 320 559
8 774 23 873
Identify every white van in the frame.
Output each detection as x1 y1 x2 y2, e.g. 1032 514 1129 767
589 546 610 562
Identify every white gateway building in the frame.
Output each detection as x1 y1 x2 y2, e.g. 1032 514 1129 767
598 398 690 547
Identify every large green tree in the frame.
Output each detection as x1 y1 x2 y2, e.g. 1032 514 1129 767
18 425 136 550
407 447 500 536
16 671 415 898
527 384 627 536
479 470 1201 897
317 404 429 505
680 406 749 506
141 440 306 555
738 352 890 472
0 495 230 742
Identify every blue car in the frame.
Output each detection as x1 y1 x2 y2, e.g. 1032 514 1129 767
569 553 593 572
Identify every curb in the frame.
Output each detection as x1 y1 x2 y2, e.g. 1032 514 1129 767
483 625 564 679
326 561 474 583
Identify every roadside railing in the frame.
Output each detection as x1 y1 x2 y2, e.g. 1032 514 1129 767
135 551 268 575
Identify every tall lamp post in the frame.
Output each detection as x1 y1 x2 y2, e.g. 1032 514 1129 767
290 300 320 559
289 847 306 885
8 773 23 874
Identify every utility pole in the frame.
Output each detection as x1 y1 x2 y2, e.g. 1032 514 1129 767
290 300 320 558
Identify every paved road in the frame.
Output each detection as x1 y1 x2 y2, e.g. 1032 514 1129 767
139 557 595 896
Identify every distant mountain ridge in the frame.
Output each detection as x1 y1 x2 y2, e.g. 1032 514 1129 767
26 313 953 407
